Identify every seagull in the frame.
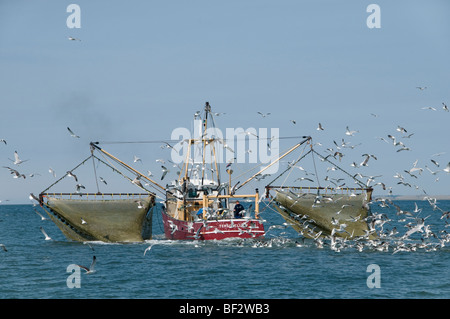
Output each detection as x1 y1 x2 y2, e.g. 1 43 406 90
3 166 26 179
81 217 87 225
144 244 155 256
408 160 423 175
136 200 145 209
29 193 40 203
133 155 142 164
396 125 407 134
161 166 169 180
160 142 175 150
10 151 28 165
0 139 6 145
99 177 107 185
295 177 314 183
416 86 427 90
68 36 81 41
317 123 324 131
77 256 97 274
33 208 47 220
290 120 297 124
345 126 358 136
443 103 449 112
257 112 271 118
360 154 377 167
132 176 144 188
40 227 52 240
67 171 78 182
0 244 7 252
241 131 259 139
67 127 80 138
443 162 450 174
75 184 85 193
421 106 436 111
194 110 201 119
49 167 56 178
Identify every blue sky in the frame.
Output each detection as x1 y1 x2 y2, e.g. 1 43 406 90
1 1 450 204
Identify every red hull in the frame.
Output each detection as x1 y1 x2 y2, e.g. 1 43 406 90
162 211 265 240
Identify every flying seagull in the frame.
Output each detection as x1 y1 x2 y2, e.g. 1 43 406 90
0 139 6 145
67 171 78 182
360 154 377 167
317 123 324 131
10 151 28 165
345 126 358 136
443 162 450 174
40 227 52 240
132 176 144 188
133 155 142 164
75 184 85 193
3 166 26 179
257 112 271 118
161 166 169 180
49 167 56 178
0 244 7 252
77 256 97 274
136 200 145 209
144 244 155 256
33 208 47 220
67 127 80 138
68 36 81 41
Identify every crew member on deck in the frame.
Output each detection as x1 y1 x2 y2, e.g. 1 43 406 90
233 201 244 219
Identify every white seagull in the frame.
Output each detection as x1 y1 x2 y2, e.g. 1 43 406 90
33 208 47 220
443 162 450 174
345 126 358 136
257 112 271 118
49 167 56 178
40 227 52 240
10 151 28 165
67 127 80 138
161 166 169 180
132 176 144 188
67 171 78 182
77 256 97 274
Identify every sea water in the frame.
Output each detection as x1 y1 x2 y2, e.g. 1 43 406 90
0 200 450 299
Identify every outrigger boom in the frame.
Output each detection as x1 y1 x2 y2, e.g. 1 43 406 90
90 142 166 192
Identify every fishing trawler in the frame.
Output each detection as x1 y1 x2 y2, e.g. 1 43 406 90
161 102 265 240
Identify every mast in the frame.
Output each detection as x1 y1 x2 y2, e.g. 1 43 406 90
201 102 210 184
